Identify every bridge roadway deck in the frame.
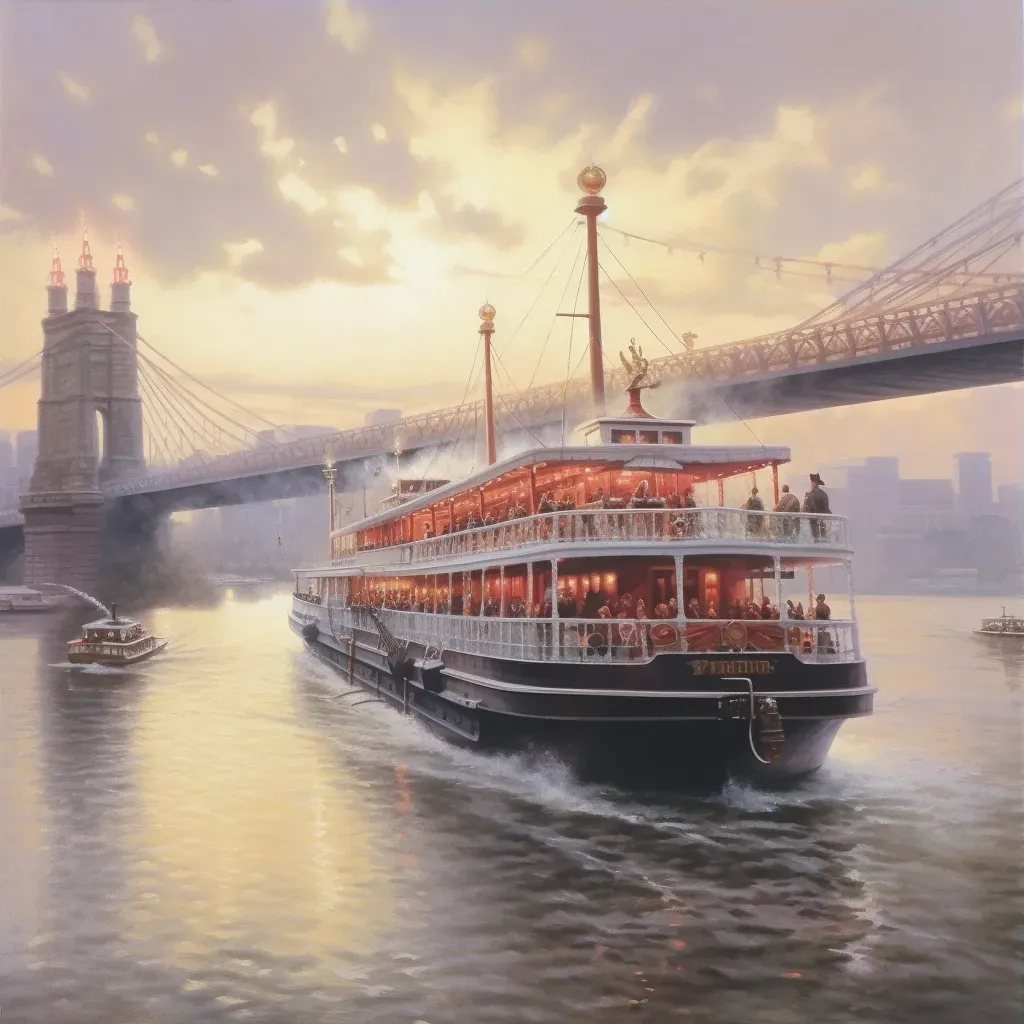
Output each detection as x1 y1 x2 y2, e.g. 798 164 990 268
3 286 1021 529
105 285 1023 517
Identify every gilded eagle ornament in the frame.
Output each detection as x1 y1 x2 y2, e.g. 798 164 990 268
619 339 660 391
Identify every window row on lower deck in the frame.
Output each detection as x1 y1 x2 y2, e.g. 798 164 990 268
297 553 855 626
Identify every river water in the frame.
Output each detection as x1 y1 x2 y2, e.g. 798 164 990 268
0 590 1020 1023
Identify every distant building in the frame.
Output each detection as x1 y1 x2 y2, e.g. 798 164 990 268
897 478 956 532
953 451 993 520
365 409 402 427
997 482 1022 525
253 424 336 448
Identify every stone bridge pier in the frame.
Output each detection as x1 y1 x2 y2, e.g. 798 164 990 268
20 239 144 592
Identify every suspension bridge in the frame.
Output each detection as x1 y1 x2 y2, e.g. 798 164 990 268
0 174 1021 589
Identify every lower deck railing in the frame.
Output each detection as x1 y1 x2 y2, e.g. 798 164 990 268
311 600 859 666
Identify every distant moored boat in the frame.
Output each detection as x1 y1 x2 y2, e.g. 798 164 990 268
0 585 61 612
975 607 1024 638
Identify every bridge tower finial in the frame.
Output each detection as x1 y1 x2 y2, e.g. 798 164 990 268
47 244 68 315
78 227 94 271
74 224 97 310
111 241 132 313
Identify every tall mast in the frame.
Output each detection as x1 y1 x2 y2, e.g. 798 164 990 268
478 303 497 466
576 164 607 415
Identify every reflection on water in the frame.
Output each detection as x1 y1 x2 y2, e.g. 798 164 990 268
0 592 1019 1023
124 601 395 967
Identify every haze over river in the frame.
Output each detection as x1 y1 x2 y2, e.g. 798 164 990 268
1 591 1020 1023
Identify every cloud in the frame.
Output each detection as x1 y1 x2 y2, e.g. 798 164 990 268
277 173 327 214
515 35 549 72
58 72 90 102
333 136 348 154
132 15 162 62
170 148 188 168
850 164 887 192
325 0 369 53
112 194 136 212
815 231 889 268
223 239 264 266
429 202 525 251
248 101 295 162
198 163 219 177
371 123 388 142
0 0 1018 490
29 154 53 177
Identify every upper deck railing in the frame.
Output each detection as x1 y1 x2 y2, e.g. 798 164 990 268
334 507 850 569
300 600 860 666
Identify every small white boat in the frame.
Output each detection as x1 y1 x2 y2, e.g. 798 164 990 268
67 604 168 665
975 607 1024 638
0 585 61 612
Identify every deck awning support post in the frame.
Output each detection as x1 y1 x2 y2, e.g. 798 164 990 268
550 559 559 659
846 559 859 658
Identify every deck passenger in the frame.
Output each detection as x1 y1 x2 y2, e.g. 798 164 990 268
802 473 831 540
742 486 765 534
773 484 801 537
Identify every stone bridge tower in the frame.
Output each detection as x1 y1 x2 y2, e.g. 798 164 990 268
20 236 145 590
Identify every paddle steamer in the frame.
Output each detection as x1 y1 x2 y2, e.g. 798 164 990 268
67 604 167 665
289 167 873 783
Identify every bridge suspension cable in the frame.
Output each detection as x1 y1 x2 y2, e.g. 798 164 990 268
92 320 300 467
798 177 1024 327
0 349 42 391
599 212 1023 292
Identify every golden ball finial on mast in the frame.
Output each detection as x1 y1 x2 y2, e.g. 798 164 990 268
577 164 607 197
478 302 496 323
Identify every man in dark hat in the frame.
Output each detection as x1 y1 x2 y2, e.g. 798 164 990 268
803 473 831 540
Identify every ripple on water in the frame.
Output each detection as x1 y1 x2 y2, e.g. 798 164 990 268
0 592 1019 1023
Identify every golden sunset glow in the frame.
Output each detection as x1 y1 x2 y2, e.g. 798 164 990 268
0 1 1019 482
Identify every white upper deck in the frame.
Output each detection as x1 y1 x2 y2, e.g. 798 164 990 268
337 440 790 537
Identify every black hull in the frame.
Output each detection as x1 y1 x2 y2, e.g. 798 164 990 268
289 613 871 788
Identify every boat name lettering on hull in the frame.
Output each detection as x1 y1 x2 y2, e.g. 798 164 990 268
691 659 776 676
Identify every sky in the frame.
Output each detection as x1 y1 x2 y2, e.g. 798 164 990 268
0 0 1020 486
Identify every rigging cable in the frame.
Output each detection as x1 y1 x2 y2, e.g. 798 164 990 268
560 246 588 446
598 261 678 359
488 349 549 449
599 236 697 350
497 220 583 360
526 232 587 390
